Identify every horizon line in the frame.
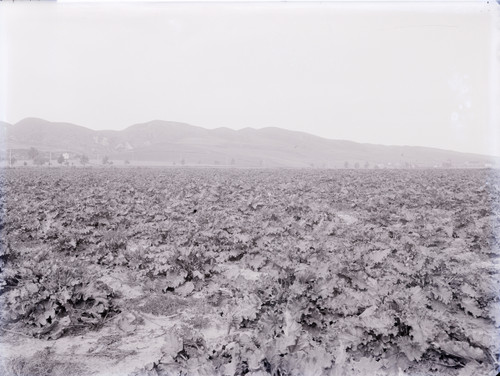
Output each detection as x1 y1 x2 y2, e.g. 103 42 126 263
3 116 499 159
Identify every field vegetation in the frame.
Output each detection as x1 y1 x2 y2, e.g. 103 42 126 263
0 168 499 375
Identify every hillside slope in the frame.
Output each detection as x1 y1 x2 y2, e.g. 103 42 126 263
2 118 497 168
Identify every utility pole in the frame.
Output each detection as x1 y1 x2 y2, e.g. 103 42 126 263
9 149 12 168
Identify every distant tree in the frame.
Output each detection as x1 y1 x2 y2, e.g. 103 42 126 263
214 160 220 165
102 155 110 165
57 155 65 165
28 147 39 160
354 162 360 169
78 154 89 166
344 161 349 169
364 161 370 169
230 158 236 165
80 154 89 165
124 160 130 165
34 155 48 165
23 161 27 166
180 158 185 166
11 157 17 166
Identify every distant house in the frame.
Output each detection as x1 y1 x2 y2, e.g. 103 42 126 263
62 153 70 160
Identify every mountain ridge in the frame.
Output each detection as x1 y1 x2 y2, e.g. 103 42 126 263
1 117 497 168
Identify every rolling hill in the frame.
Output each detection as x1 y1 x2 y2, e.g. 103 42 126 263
1 118 497 168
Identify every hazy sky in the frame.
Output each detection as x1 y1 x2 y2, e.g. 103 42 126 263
0 1 498 156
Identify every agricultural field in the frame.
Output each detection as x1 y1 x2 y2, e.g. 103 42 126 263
0 167 499 376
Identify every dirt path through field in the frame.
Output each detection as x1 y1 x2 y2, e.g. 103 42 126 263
0 263 253 376
0 267 183 375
